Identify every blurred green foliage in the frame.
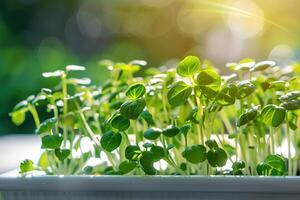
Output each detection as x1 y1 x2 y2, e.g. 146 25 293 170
0 0 299 134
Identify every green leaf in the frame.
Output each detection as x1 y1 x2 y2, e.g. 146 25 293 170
176 56 201 77
216 84 238 106
167 81 192 107
11 111 26 126
281 99 300 110
237 80 256 99
250 61 275 72
38 151 49 171
140 110 155 126
111 115 130 131
196 85 219 99
270 81 289 91
150 145 165 161
120 98 146 119
36 118 57 135
180 122 192 137
235 58 255 71
144 127 162 140
126 83 146 99
139 151 156 175
20 159 34 174
261 105 286 127
205 139 219 149
257 154 286 176
41 135 63 149
100 131 122 152
196 69 221 86
182 145 207 164
119 160 137 174
55 148 70 161
279 91 300 102
125 145 141 161
207 148 227 167
162 125 180 137
232 161 246 170
237 106 259 127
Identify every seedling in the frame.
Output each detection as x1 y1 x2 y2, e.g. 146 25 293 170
11 57 300 176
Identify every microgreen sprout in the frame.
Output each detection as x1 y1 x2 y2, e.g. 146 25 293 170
12 56 300 176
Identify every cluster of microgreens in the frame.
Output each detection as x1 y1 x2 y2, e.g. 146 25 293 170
11 56 300 176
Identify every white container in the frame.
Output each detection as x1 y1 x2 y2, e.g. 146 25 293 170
1 176 300 200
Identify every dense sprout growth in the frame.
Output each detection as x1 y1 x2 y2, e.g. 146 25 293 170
11 56 300 176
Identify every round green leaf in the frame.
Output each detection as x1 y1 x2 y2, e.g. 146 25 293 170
55 148 70 161
140 110 155 126
261 104 286 127
119 160 137 174
237 80 256 99
11 111 26 126
144 127 162 140
216 84 238 106
36 118 57 135
139 151 156 175
237 106 259 127
167 81 192 107
41 135 63 149
182 145 207 164
196 69 221 86
120 98 146 119
150 145 165 161
205 139 219 149
126 83 146 99
162 125 180 137
250 60 275 72
176 56 201 77
279 91 300 102
125 145 141 161
100 131 122 152
207 148 228 167
281 99 300 110
111 115 130 131
256 154 286 176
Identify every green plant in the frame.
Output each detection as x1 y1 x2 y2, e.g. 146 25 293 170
11 56 300 176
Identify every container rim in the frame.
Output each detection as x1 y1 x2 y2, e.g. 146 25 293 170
1 175 300 192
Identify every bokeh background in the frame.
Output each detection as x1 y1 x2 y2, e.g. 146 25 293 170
1 0 300 135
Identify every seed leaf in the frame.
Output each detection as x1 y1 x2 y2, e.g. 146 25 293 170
126 83 146 99
167 81 192 107
150 145 165 161
237 80 256 99
251 61 275 72
237 106 259 127
177 56 201 77
41 135 63 149
281 99 300 110
162 125 180 137
120 98 146 119
144 127 162 140
36 118 57 135
111 115 130 131
100 131 122 152
139 151 156 175
261 105 286 127
125 145 141 161
119 160 137 174
196 69 221 86
55 148 70 161
207 148 227 167
182 145 207 164
257 155 286 176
